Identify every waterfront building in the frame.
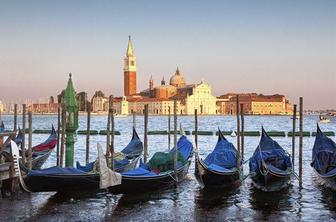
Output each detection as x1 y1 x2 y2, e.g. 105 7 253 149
91 90 108 113
179 82 217 115
77 91 88 111
118 36 217 115
27 97 58 113
0 100 3 113
217 93 292 115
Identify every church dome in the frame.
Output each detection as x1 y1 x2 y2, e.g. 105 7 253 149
169 67 186 88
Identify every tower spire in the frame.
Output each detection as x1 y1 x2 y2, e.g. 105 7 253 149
124 36 137 96
126 35 134 57
176 66 180 75
161 76 166 86
149 75 154 90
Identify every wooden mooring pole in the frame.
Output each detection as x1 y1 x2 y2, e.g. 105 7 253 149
144 104 148 164
110 96 115 170
236 95 241 170
240 103 244 161
85 102 91 165
168 106 171 151
21 104 26 165
194 109 198 151
28 111 33 170
60 104 66 167
299 97 303 183
133 112 136 129
106 97 112 165
13 104 17 131
292 104 297 170
56 103 61 166
173 99 178 183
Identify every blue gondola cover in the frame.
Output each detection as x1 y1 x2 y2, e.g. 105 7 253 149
203 134 237 171
249 128 291 173
311 125 336 175
28 166 87 176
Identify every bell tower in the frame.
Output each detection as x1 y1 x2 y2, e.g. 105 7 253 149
124 36 137 96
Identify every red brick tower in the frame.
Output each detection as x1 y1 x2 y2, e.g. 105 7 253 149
124 36 137 96
149 75 154 90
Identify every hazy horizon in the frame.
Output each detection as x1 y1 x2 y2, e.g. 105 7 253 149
0 1 335 109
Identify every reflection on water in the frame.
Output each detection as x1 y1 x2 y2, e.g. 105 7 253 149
0 115 335 221
195 186 240 209
249 185 293 221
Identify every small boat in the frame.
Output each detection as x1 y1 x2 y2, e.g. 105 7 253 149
107 133 193 194
3 128 23 148
319 115 331 123
21 128 143 192
230 130 236 137
195 129 241 189
311 125 336 188
249 127 292 192
2 129 23 158
119 127 144 159
3 126 56 170
115 114 128 118
29 126 58 169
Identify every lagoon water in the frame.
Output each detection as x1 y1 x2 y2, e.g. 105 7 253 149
0 114 336 221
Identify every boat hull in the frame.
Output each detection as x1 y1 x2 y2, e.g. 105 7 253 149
24 157 140 193
250 170 291 192
108 161 191 194
25 173 100 192
32 150 52 170
195 157 240 188
313 168 336 189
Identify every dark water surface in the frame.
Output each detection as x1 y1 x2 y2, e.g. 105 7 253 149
0 115 336 221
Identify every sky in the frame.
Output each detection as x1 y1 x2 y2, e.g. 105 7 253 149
0 0 335 109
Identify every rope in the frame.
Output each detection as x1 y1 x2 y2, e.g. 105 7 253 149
241 172 253 181
258 144 269 176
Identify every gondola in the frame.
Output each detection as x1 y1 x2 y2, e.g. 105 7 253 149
29 125 58 169
249 127 292 192
3 128 23 148
311 124 336 188
20 128 143 192
1 128 23 157
107 133 193 194
195 129 241 188
3 126 56 170
118 127 143 159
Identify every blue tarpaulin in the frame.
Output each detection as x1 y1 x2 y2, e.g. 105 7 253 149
121 128 143 158
28 166 87 176
203 132 237 171
249 128 291 173
311 125 336 175
125 135 193 177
